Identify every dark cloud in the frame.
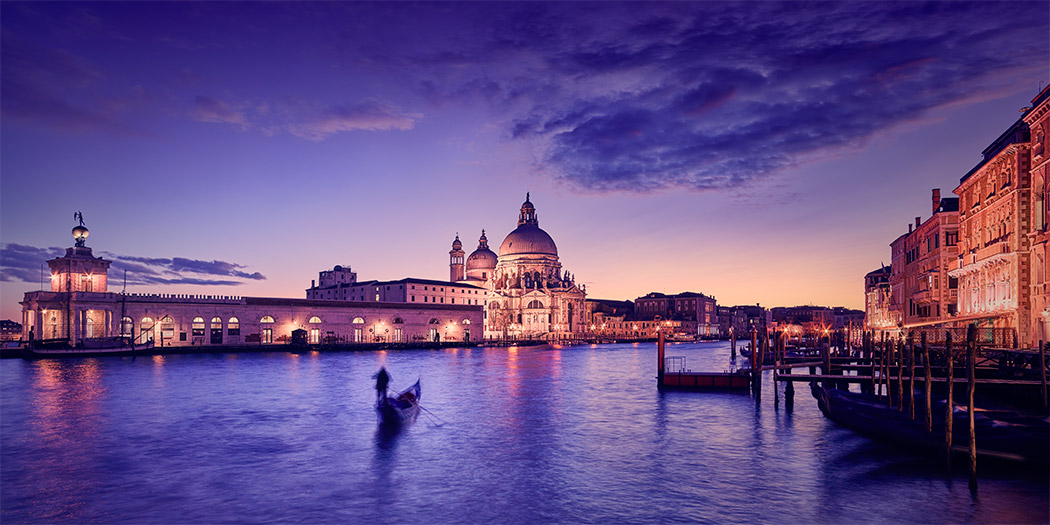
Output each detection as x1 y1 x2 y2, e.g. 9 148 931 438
368 1 1048 193
0 243 266 287
0 244 65 283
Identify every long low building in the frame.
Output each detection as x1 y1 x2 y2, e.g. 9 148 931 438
19 224 483 348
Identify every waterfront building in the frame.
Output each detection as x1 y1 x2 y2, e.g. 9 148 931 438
1022 85 1050 345
634 291 720 337
0 320 22 342
771 306 835 335
308 272 488 306
20 222 482 347
863 265 894 333
451 194 587 340
949 117 1033 343
586 299 634 335
885 189 960 330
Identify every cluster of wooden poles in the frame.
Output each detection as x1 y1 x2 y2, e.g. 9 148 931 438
744 325 1048 491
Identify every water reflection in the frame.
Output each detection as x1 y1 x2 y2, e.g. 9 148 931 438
1 343 1047 524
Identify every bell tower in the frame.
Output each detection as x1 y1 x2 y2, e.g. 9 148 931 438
449 233 465 282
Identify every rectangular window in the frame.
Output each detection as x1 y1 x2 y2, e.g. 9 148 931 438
262 328 273 344
179 332 187 341
411 295 415 302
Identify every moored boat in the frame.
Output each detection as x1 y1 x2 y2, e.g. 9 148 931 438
22 337 154 359
376 380 421 428
812 384 1049 465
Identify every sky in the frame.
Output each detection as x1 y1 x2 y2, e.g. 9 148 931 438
1 1 1048 322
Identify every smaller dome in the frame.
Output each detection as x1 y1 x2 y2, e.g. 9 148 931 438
466 247 497 269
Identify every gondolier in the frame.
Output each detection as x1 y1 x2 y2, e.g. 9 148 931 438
373 367 390 402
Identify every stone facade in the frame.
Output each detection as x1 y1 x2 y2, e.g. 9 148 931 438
453 195 587 339
950 118 1032 343
634 291 720 337
21 227 482 347
864 265 893 332
1023 85 1050 345
889 190 960 328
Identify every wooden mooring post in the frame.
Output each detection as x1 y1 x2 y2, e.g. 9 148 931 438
908 332 916 421
730 331 736 358
896 337 904 412
751 327 760 401
1040 340 1047 412
773 331 780 408
944 332 953 469
922 331 932 433
879 332 887 399
966 324 977 492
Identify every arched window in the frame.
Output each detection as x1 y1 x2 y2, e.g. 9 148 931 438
527 299 544 309
121 316 134 337
160 316 175 340
392 317 404 324
228 317 240 336
192 317 205 337
308 316 322 324
139 316 154 343
352 317 365 324
462 319 471 325
86 316 95 338
429 318 440 324
260 316 274 344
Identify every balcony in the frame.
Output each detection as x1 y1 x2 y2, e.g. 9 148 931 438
976 239 1011 261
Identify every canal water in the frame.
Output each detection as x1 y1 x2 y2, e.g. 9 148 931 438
2 342 1047 523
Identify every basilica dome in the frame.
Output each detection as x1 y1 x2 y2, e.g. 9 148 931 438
498 194 558 257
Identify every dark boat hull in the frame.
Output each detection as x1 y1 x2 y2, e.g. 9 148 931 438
812 384 1049 465
376 380 421 428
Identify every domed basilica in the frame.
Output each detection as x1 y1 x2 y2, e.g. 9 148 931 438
449 194 586 339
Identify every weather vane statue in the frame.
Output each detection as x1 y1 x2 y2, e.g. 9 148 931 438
72 211 89 247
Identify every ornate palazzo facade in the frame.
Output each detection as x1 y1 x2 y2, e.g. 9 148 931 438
950 119 1032 342
451 195 586 339
1023 86 1050 345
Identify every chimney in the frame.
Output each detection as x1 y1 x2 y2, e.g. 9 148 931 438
932 188 941 213
908 223 913 233
915 216 921 228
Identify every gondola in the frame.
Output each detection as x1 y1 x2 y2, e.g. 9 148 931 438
376 380 421 428
811 383 1049 465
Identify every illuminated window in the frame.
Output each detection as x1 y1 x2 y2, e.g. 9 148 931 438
260 316 273 343
192 317 205 336
140 317 154 343
393 317 403 324
120 317 133 337
308 316 322 324
160 316 175 340
462 319 471 325
354 328 363 343
228 317 240 336
86 316 95 338
309 328 320 344
81 275 93 292
352 317 365 324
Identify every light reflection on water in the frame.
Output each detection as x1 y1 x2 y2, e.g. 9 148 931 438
2 341 1047 524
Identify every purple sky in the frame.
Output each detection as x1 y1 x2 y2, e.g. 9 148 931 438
2 2 1047 321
